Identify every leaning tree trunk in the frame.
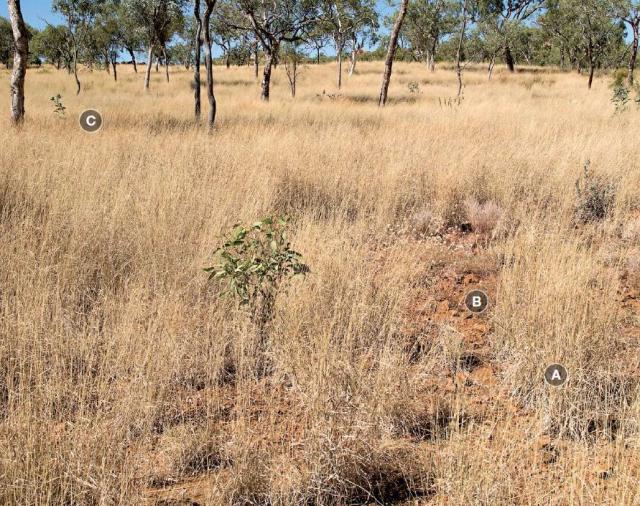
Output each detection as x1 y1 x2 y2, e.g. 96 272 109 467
587 39 594 90
202 0 217 130
378 0 409 106
72 46 81 95
193 0 203 120
144 45 153 90
128 48 138 73
261 45 276 102
488 54 496 80
504 44 515 72
628 22 639 86
8 0 28 124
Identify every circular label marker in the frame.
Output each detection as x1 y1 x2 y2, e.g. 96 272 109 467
79 109 103 133
544 364 568 387
464 289 489 313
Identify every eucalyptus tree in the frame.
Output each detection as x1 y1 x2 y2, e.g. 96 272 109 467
53 0 102 94
31 25 72 70
321 0 377 88
123 0 187 89
454 0 473 96
403 0 455 71
613 0 640 84
211 3 244 67
93 0 122 79
478 0 544 72
117 2 145 71
544 0 623 88
229 0 322 101
345 0 377 75
201 0 218 129
378 0 409 106
306 25 330 63
7 0 28 123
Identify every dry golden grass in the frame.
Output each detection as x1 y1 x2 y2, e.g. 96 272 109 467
1 60 640 505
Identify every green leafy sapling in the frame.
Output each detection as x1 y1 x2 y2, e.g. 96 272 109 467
204 217 309 337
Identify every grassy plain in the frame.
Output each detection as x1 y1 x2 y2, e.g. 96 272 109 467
1 61 640 504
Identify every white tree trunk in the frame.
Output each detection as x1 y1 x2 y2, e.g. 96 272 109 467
8 0 28 124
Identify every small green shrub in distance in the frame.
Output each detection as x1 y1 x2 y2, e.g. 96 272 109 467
204 217 309 330
610 70 640 113
574 160 616 224
50 94 66 117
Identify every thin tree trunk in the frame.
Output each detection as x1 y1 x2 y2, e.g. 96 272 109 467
194 0 202 121
144 45 153 90
587 39 594 90
378 0 409 106
128 48 138 73
203 0 217 130
111 57 117 81
455 0 468 98
628 22 638 86
348 36 357 76
162 45 169 82
316 47 320 64
504 44 515 72
261 47 275 101
429 38 437 71
8 0 28 124
253 39 259 78
105 50 110 74
336 41 342 89
155 56 159 72
488 54 496 80
73 46 81 95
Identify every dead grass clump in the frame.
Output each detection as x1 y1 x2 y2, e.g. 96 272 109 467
150 426 226 486
306 437 433 504
271 171 360 222
147 114 196 134
408 206 445 237
464 198 503 234
439 188 468 229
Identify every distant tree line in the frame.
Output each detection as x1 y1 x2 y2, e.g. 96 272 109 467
4 0 639 125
